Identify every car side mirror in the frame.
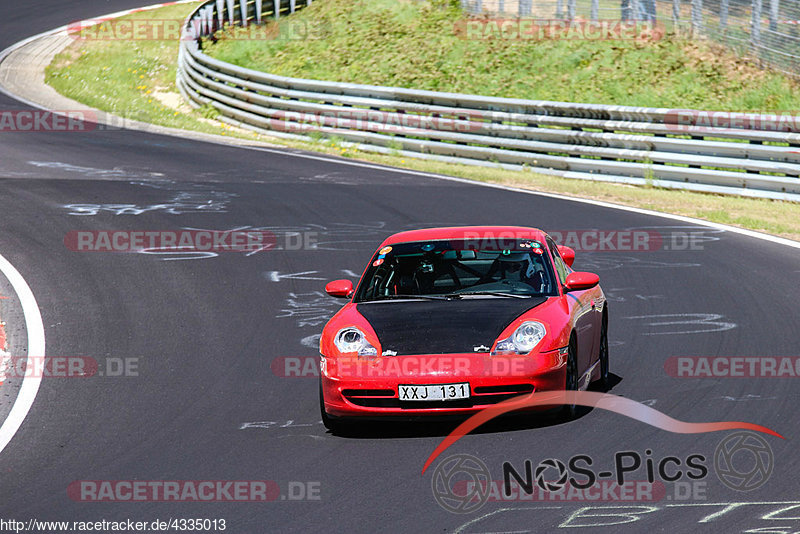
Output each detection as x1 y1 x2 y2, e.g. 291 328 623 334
326 279 354 298
558 245 575 268
564 272 599 292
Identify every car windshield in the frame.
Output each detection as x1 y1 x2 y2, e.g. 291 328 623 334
354 238 559 302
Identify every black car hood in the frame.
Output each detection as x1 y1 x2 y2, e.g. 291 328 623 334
355 297 547 355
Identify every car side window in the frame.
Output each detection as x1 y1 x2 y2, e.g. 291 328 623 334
547 238 568 284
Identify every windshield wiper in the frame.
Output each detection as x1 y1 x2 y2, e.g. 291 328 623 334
447 291 531 299
370 294 454 301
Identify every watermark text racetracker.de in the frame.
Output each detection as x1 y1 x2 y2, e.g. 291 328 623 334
0 110 220 133
0 356 138 379
67 480 321 502
0 111 101 132
64 229 322 253
665 356 800 378
67 18 330 41
256 109 487 136
63 229 325 253
460 229 709 252
273 355 541 379
665 109 800 134
454 19 665 41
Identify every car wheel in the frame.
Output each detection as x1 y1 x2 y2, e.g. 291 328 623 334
562 335 579 419
319 380 348 434
596 311 610 390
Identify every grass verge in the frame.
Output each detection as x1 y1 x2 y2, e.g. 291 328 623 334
44 0 800 241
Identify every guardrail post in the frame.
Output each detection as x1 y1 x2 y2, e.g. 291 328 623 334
751 0 763 51
691 0 703 36
226 0 235 24
642 0 656 21
240 0 248 26
591 0 599 20
556 0 564 18
199 11 207 35
290 0 296 14
255 0 262 23
186 19 196 39
621 0 632 20
769 0 779 31
672 0 680 33
720 0 729 34
216 0 225 29
630 0 644 20
205 5 215 33
567 0 576 20
274 0 280 19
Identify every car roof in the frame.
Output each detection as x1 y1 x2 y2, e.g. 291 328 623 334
379 226 548 247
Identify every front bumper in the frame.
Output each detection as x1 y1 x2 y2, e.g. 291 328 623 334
320 349 566 418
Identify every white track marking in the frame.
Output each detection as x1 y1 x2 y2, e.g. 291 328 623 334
0 254 46 455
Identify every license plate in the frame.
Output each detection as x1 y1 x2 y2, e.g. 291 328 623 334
399 383 470 401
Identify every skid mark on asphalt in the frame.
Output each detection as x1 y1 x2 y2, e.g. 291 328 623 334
604 288 665 303
239 420 323 431
28 161 165 179
623 314 737 335
62 179 236 216
718 395 777 402
301 334 322 349
266 272 326 283
579 256 702 271
453 501 800 531
275 291 342 328
298 172 368 186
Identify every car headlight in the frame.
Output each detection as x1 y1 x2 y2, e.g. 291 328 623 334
493 321 546 355
334 327 378 358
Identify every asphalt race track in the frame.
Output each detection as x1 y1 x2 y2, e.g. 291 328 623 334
1 2 799 533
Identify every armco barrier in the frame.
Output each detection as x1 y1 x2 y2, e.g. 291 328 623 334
177 0 800 201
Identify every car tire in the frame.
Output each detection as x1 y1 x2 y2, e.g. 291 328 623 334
562 334 579 419
319 380 348 434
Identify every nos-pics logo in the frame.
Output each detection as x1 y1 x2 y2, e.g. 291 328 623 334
431 454 491 514
431 432 774 514
714 431 773 491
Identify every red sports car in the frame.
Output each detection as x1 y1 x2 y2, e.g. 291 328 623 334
319 226 608 431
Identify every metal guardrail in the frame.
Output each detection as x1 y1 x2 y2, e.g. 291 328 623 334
177 0 800 201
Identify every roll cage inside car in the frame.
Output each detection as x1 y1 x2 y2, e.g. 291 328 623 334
354 239 561 302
